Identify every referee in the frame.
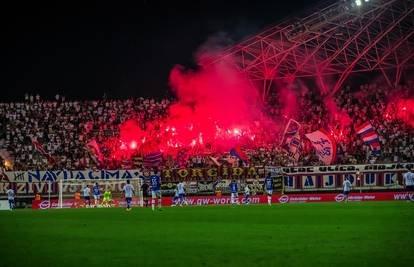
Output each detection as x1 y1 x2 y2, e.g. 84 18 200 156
141 181 150 207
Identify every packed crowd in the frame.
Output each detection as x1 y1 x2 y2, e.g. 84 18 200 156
0 95 170 170
0 81 413 171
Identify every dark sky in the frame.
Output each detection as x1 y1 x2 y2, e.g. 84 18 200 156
1 0 319 101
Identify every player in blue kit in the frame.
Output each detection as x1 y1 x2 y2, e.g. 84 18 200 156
264 173 273 206
229 179 239 205
93 182 101 207
150 172 162 211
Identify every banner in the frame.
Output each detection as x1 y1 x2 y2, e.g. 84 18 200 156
2 169 144 183
273 176 284 191
197 181 217 194
356 122 381 155
31 197 143 209
1 163 412 195
0 200 11 210
275 192 413 203
162 166 261 181
3 163 412 183
305 128 337 165
281 119 302 162
32 192 414 209
160 181 180 195
280 163 413 174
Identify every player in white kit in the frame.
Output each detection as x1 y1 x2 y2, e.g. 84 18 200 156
122 179 135 211
6 187 15 210
343 176 352 202
83 185 91 208
403 166 414 201
171 187 180 207
177 181 187 206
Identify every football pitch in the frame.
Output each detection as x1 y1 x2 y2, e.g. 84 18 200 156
0 202 413 267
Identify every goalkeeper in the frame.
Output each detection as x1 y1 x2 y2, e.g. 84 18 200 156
102 189 112 207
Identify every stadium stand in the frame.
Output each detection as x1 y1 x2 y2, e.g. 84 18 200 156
0 81 413 171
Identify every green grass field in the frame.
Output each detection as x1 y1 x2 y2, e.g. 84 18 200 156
0 202 413 267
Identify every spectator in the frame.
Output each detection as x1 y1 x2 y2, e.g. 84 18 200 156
0 81 413 171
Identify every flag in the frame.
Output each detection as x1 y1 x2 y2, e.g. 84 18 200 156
132 154 143 168
287 136 302 162
230 147 248 163
31 138 55 164
281 119 302 162
283 119 301 139
143 151 163 167
226 156 237 165
209 156 221 167
86 140 103 163
139 140 163 167
305 128 337 165
355 122 381 155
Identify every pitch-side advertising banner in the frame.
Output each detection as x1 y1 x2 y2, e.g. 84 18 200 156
0 200 11 210
32 192 413 209
31 197 143 209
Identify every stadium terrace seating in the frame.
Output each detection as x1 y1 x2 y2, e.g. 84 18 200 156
0 81 413 171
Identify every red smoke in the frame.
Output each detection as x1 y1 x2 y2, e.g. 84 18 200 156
97 45 412 163
324 95 351 141
98 55 359 161
169 62 263 124
105 58 279 159
119 120 145 151
385 98 414 128
166 60 268 148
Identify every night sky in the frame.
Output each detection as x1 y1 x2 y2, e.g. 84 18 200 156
2 0 319 101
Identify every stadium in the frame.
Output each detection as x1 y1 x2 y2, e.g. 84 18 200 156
1 0 414 266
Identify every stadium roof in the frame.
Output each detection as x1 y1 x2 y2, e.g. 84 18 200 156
208 0 414 100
